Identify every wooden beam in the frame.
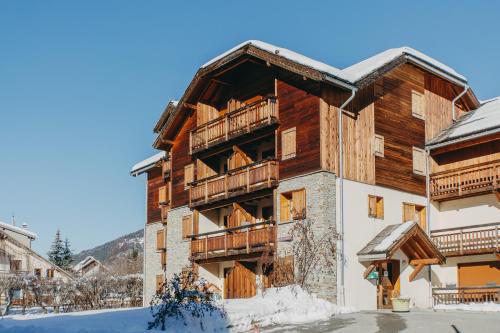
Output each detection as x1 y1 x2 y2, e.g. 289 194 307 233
409 258 440 265
183 102 198 110
409 263 425 282
363 263 376 279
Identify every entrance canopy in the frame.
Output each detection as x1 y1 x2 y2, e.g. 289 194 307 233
358 222 445 282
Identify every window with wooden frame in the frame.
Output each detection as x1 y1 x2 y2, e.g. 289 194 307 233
280 189 306 221
182 215 193 239
158 185 168 206
402 203 426 230
412 90 425 120
34 268 41 277
184 163 194 189
46 268 55 278
156 274 164 292
412 147 426 176
156 229 166 250
368 195 384 219
373 134 384 157
281 127 296 160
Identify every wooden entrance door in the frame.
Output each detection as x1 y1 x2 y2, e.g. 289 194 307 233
377 260 400 309
224 261 257 299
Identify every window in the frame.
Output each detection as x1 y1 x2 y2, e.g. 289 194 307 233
156 229 165 250
46 269 54 279
281 127 296 160
262 206 274 221
374 79 384 98
182 215 193 239
412 90 425 120
10 260 21 272
368 195 384 219
34 268 41 277
280 189 306 221
158 185 168 205
374 134 384 157
156 274 164 292
412 147 426 176
160 205 168 223
403 203 426 230
184 163 194 189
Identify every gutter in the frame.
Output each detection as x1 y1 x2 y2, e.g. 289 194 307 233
337 86 357 307
426 127 500 151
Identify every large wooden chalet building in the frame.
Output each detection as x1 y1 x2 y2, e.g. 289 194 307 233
131 41 499 310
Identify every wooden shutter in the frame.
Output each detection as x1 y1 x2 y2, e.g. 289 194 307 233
281 127 296 160
374 134 384 157
156 229 165 250
184 164 194 188
280 194 290 222
192 210 199 235
403 203 416 222
415 205 426 230
160 251 167 268
292 189 306 219
412 147 426 176
412 90 425 120
368 195 377 217
376 197 384 219
156 274 165 292
158 186 168 205
182 215 193 239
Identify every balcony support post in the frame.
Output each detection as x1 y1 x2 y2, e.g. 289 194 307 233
246 228 250 254
205 180 208 203
205 236 208 259
225 115 229 141
246 167 250 193
224 233 227 256
459 229 464 255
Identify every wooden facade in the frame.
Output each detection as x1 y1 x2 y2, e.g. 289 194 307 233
147 168 163 224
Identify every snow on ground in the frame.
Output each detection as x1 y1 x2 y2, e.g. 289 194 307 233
434 302 500 312
0 285 355 333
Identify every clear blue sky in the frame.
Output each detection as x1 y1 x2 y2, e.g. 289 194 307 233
1 1 499 256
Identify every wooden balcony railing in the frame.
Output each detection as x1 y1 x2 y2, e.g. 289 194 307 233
431 222 500 256
189 96 278 154
190 220 276 260
189 160 278 207
430 160 500 201
433 286 500 305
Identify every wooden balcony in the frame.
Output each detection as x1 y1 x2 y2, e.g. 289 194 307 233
189 160 278 208
190 221 276 261
433 286 499 305
431 222 500 256
430 160 500 201
189 96 278 154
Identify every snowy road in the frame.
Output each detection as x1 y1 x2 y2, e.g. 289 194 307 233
262 310 500 333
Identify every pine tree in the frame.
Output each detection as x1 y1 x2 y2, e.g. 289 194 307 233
47 229 65 268
61 238 73 270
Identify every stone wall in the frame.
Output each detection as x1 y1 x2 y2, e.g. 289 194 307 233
165 205 192 280
143 222 165 305
276 171 337 302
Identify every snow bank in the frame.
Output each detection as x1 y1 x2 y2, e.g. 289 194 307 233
0 285 355 333
225 285 356 332
434 302 500 312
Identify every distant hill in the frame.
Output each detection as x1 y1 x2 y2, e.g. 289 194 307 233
72 229 143 275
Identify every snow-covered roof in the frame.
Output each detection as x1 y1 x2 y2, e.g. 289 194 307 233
201 41 467 86
73 255 102 272
130 152 165 177
0 220 37 240
342 46 466 83
427 97 500 148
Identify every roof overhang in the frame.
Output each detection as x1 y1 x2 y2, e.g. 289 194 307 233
130 152 165 177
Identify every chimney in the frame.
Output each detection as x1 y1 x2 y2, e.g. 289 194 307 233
11 215 16 227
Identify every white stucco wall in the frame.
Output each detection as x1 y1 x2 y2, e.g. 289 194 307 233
340 179 430 310
430 193 499 231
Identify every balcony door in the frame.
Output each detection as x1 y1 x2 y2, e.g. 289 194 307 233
224 261 256 299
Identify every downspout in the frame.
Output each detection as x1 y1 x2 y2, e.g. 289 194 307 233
142 178 148 307
338 87 357 307
425 147 432 307
452 84 469 121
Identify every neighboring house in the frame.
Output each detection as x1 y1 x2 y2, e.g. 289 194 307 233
0 220 74 281
132 40 498 310
72 256 108 277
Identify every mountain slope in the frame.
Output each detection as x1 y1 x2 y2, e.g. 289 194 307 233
73 229 144 274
